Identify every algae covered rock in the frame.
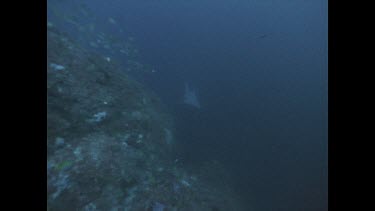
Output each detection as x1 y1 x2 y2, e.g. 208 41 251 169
47 27 248 211
47 28 175 210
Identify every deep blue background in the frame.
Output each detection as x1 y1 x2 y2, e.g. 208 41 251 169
48 0 327 210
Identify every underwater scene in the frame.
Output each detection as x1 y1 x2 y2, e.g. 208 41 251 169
47 0 327 210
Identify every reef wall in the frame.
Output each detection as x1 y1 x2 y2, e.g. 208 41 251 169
47 27 247 211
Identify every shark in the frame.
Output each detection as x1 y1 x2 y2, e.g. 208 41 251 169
183 82 201 109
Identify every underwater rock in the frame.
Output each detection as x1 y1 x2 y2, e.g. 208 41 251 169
47 27 176 210
47 21 247 210
152 202 166 211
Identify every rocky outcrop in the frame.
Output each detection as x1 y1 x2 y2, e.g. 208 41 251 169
47 28 247 211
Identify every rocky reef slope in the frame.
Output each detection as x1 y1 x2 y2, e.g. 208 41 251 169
47 27 247 211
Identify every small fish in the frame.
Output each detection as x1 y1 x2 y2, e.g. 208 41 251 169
50 63 65 71
47 21 53 28
257 34 267 39
108 17 117 24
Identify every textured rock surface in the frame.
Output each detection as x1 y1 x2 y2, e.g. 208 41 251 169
47 28 247 211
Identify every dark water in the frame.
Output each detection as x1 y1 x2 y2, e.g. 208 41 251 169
48 0 327 210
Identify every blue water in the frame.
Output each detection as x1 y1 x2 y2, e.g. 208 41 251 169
48 0 327 210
